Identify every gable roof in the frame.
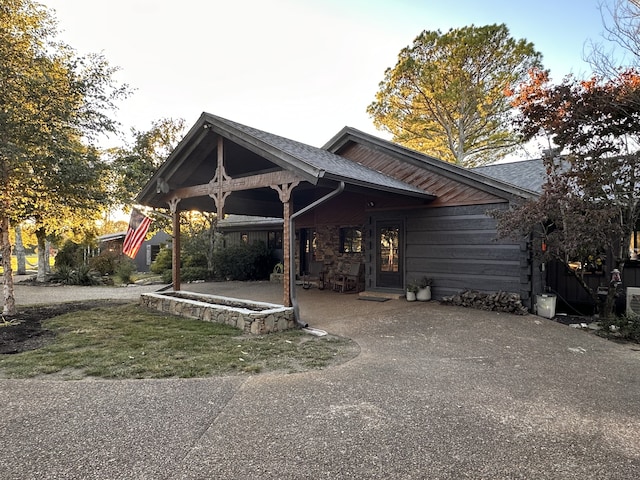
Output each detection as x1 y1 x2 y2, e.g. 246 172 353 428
473 159 546 194
136 113 434 212
324 127 540 202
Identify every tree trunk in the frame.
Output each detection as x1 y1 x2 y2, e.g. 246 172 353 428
14 224 26 275
44 239 52 274
1 215 16 316
602 257 627 320
35 227 47 283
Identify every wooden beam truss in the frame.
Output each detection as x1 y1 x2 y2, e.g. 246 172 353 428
162 135 304 307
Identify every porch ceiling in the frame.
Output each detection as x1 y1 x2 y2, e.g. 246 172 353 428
136 112 435 216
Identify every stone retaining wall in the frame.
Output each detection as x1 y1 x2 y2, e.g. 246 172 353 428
140 291 296 334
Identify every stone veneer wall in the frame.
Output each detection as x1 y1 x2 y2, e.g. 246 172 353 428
140 291 296 334
297 225 365 280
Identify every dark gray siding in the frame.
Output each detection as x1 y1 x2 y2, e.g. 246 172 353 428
223 230 269 246
404 204 532 306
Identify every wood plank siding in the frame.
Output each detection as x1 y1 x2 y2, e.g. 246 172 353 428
403 204 531 302
338 143 505 207
547 260 640 315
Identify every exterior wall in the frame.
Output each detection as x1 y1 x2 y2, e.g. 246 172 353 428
547 260 640 314
135 231 171 272
368 203 534 308
297 224 365 280
220 229 284 263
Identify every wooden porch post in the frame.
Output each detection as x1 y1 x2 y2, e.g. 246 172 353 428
282 199 291 307
271 182 299 307
169 197 181 291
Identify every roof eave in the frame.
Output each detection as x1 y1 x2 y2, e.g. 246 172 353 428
322 172 435 200
324 127 539 202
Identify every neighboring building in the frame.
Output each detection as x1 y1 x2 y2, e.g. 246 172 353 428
217 215 285 263
136 113 542 309
98 230 170 272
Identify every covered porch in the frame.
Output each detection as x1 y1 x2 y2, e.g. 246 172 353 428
136 113 433 323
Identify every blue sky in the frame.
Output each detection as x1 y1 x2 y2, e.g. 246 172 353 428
43 0 613 156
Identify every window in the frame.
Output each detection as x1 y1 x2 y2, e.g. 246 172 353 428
379 226 398 272
146 244 161 266
340 227 362 253
268 230 283 250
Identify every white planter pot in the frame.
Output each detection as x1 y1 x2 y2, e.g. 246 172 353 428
417 286 431 301
406 290 417 302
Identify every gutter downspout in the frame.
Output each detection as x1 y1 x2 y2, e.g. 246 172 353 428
289 181 345 327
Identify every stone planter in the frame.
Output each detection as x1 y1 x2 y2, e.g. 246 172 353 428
417 286 431 301
406 290 417 302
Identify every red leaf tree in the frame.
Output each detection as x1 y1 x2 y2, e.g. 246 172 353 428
495 69 640 318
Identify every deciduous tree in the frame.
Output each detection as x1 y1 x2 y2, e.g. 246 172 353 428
587 0 640 78
368 24 542 166
108 118 186 209
494 69 640 318
0 0 129 314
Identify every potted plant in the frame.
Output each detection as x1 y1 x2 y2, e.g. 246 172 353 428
416 276 433 301
406 282 419 302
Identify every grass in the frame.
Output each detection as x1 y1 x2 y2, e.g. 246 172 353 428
0 254 54 275
0 303 358 380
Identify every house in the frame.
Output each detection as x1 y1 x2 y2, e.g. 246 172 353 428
98 230 171 272
217 215 285 263
136 112 543 315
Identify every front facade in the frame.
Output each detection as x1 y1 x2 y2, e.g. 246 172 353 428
136 113 541 313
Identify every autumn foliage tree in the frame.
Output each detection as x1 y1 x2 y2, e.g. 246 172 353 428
368 24 542 167
494 69 640 318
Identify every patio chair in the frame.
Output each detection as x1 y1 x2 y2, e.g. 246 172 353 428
332 262 362 293
302 261 326 290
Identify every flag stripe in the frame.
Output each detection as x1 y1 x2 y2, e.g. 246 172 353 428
122 210 152 258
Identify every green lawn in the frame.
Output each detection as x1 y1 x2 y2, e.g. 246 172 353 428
0 255 54 275
0 303 359 380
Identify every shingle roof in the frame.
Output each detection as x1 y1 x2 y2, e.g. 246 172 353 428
473 158 545 194
218 215 283 229
204 113 433 198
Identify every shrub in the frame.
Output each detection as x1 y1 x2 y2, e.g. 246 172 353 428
89 250 120 275
183 252 208 268
150 247 172 274
161 269 172 284
212 241 274 281
114 257 136 284
598 315 640 343
55 240 84 269
181 266 212 283
51 264 102 286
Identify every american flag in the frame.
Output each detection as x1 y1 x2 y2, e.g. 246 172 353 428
122 209 152 258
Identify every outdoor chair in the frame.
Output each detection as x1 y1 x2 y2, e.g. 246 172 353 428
332 262 362 293
302 261 326 290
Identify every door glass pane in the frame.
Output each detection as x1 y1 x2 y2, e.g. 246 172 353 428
379 227 399 272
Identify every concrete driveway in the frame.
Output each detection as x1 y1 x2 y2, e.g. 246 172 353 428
1 281 639 479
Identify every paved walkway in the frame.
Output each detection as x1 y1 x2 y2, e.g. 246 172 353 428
1 281 640 479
